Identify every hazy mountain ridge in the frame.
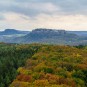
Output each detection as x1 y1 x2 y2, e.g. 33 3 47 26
0 29 30 43
0 28 87 45
0 29 29 35
12 28 81 45
68 31 87 36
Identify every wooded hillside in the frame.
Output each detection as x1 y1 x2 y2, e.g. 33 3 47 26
9 45 87 87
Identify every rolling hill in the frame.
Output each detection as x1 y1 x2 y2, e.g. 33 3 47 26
0 28 87 45
0 29 30 43
0 29 29 35
12 28 87 45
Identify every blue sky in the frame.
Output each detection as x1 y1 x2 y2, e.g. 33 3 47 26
0 0 87 31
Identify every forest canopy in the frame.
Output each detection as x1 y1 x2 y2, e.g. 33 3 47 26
0 43 87 87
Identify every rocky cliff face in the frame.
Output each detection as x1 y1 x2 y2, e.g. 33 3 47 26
32 28 66 34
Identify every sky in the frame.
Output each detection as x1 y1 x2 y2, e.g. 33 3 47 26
0 0 87 31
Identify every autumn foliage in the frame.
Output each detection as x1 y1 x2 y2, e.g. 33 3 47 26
10 45 87 87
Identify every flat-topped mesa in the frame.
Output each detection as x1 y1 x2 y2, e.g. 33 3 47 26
0 29 29 35
32 28 67 34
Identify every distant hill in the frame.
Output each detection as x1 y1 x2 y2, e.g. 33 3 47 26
0 28 87 45
0 29 30 43
24 28 78 41
0 29 29 35
68 31 87 36
13 28 81 45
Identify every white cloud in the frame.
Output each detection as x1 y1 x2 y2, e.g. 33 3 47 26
0 12 30 31
29 2 59 12
33 14 87 31
0 12 87 31
0 0 87 31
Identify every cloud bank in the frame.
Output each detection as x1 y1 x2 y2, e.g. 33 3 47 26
0 0 87 31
